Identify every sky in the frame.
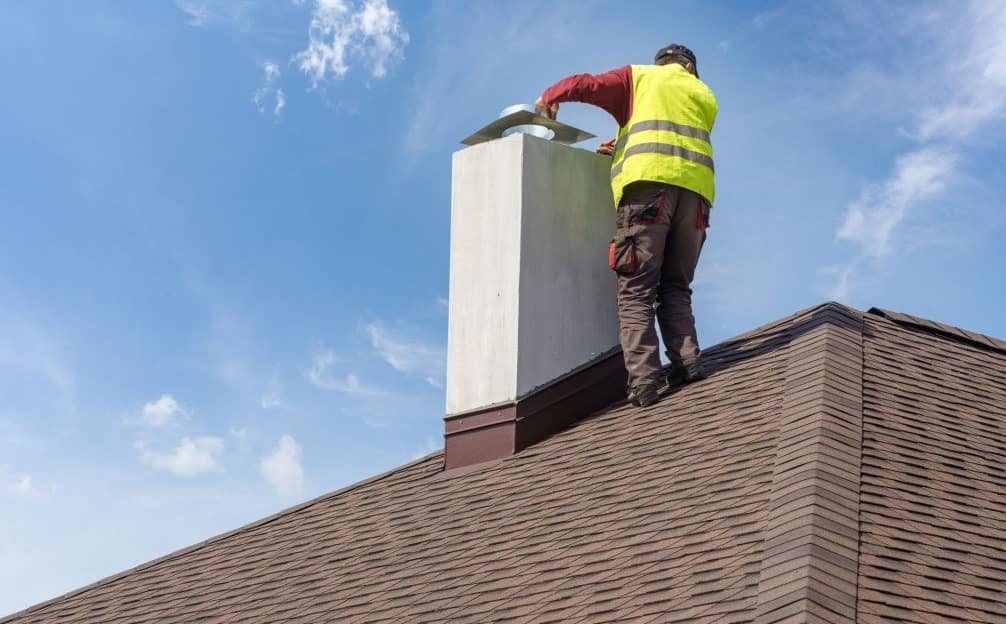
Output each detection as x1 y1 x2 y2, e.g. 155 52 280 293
1 0 1005 615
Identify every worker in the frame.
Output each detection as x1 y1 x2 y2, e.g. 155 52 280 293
535 44 717 408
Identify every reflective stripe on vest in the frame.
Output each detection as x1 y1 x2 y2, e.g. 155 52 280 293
610 64 718 208
610 141 715 180
612 119 711 154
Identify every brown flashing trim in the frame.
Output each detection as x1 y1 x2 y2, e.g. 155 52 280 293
754 304 864 624
444 404 514 435
444 408 516 470
868 307 1006 355
443 349 626 470
434 457 503 480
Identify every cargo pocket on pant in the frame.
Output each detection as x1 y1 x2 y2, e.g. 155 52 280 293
609 230 638 275
696 199 711 230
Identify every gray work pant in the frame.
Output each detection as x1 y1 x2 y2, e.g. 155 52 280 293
613 182 707 388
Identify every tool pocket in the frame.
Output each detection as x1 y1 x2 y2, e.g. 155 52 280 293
696 198 711 230
630 192 665 225
608 231 638 275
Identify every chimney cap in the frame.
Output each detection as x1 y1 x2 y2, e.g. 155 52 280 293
461 104 594 146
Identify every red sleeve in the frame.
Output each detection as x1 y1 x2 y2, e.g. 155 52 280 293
541 65 633 127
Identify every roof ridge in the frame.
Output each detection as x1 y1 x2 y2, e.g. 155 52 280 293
0 451 445 623
707 301 861 354
867 307 1006 355
753 304 865 623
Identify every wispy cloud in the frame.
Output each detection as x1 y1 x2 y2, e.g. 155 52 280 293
1 466 44 499
139 394 189 427
176 1 210 27
230 427 249 447
138 437 225 476
175 0 253 29
191 300 279 405
294 0 409 87
836 146 959 258
253 60 286 118
306 350 383 395
0 308 76 410
365 322 445 388
819 262 858 302
827 1 1006 298
916 4 1006 142
260 434 304 497
260 374 284 409
752 8 784 30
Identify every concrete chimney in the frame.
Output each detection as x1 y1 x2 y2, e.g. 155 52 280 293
444 132 625 470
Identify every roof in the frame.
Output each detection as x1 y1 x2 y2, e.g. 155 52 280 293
5 302 1006 624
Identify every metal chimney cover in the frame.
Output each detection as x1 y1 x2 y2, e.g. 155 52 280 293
460 104 595 147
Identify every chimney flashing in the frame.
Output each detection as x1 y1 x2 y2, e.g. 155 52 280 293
444 133 621 469
443 348 625 470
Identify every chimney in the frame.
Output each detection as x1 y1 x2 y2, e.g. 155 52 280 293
444 112 626 470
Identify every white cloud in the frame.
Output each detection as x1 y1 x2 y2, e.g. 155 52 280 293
263 60 281 81
230 427 249 445
260 373 284 409
176 1 210 27
10 474 30 494
1 466 43 499
294 0 409 87
828 1 1006 297
365 322 445 388
836 146 959 258
818 262 858 302
916 3 1006 141
138 437 224 476
306 350 382 395
274 88 286 116
260 434 304 497
753 9 784 30
424 376 443 390
253 60 285 118
175 0 252 29
140 394 189 427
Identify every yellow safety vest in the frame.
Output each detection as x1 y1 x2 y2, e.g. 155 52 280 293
610 63 718 208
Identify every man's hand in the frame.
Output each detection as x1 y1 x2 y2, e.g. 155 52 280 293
596 138 616 156
534 96 559 120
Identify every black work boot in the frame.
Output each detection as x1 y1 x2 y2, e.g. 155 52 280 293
628 383 661 408
665 360 708 388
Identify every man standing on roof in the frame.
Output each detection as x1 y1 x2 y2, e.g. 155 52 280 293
535 44 717 408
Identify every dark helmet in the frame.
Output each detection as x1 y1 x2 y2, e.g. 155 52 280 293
654 43 698 77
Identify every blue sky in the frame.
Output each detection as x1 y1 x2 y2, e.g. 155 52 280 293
2 0 1005 614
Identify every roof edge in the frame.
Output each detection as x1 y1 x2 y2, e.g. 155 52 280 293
867 307 1006 355
0 451 445 623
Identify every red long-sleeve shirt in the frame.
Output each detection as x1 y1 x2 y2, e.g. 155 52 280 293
540 65 634 127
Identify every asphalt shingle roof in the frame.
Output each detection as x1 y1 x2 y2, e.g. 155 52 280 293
5 302 1005 624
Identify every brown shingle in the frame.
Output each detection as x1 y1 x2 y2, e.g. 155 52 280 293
857 310 1006 624
4 302 1005 623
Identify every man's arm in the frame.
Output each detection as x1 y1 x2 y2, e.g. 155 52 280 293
534 66 634 127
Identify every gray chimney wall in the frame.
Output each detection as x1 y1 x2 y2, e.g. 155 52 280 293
446 133 620 419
